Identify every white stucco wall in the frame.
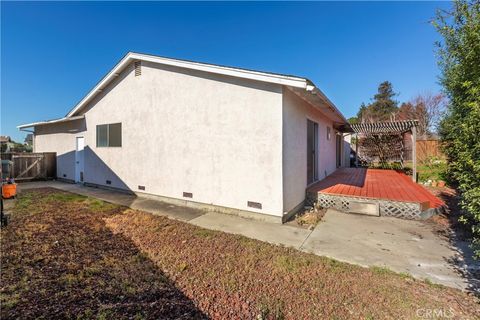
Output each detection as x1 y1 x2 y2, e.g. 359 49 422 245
34 119 85 181
282 88 339 212
70 61 284 217
32 60 346 218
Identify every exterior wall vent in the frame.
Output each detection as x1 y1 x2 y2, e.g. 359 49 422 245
247 201 262 209
106 180 112 185
138 185 145 191
183 192 193 198
134 61 141 77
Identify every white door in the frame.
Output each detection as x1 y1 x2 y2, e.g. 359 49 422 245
75 137 85 183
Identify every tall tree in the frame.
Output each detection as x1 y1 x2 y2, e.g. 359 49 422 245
434 0 480 257
358 81 399 122
397 93 446 138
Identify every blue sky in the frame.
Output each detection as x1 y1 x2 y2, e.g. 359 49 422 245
1 1 450 142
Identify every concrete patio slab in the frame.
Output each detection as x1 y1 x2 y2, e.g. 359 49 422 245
301 209 478 291
131 198 205 222
189 211 310 248
18 181 204 222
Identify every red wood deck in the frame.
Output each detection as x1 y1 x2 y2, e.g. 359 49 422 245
308 168 444 209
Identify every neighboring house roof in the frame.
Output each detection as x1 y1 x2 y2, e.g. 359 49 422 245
18 52 347 129
0 135 11 143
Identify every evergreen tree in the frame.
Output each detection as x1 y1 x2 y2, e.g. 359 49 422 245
357 81 399 122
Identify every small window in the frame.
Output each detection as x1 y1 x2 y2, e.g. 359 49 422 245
108 123 122 147
327 127 331 140
96 123 122 147
96 125 108 147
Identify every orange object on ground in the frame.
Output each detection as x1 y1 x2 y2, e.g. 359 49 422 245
2 184 17 199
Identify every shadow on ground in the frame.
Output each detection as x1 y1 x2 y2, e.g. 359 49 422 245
0 188 206 319
430 187 480 296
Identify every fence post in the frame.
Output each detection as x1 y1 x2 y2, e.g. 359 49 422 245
412 126 417 182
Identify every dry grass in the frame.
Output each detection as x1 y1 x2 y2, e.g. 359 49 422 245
294 207 326 228
1 188 479 319
0 189 205 319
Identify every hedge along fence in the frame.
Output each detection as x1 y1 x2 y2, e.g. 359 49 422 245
416 140 445 163
1 152 56 181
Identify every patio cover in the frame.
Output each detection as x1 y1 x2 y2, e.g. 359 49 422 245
346 120 419 181
349 120 418 134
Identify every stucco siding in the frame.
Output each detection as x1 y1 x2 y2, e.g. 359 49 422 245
33 119 85 181
282 88 338 213
75 61 284 216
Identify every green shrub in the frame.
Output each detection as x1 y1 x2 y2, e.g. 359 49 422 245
434 0 480 257
417 157 447 183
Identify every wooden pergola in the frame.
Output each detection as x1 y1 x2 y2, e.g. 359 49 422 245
345 120 419 181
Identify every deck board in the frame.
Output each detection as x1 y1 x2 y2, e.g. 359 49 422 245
308 168 444 209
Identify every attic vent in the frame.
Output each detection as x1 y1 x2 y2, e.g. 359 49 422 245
134 61 141 77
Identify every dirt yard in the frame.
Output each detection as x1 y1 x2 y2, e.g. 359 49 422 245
1 188 479 319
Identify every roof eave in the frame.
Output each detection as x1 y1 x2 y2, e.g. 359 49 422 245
311 87 348 124
289 86 348 126
17 115 85 130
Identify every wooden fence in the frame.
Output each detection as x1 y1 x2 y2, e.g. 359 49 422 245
416 140 445 163
1 152 56 181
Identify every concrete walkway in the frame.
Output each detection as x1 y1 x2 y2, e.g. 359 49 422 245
17 181 479 293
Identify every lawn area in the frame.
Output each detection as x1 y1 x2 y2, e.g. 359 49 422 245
418 162 448 184
1 189 479 319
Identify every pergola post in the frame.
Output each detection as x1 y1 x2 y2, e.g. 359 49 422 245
355 133 359 167
411 125 417 182
400 132 404 169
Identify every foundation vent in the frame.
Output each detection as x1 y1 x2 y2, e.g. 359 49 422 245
134 61 141 77
138 185 145 191
247 201 262 209
106 180 112 185
183 192 193 198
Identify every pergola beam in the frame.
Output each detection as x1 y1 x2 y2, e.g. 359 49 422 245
349 120 418 134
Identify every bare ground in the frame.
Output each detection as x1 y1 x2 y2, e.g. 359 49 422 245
1 188 479 319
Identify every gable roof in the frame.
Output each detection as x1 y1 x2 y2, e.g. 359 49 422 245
18 52 347 129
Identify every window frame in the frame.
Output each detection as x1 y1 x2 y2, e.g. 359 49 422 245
96 123 122 148
327 126 331 141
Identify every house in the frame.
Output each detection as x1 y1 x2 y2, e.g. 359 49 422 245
24 134 33 146
18 52 349 222
0 135 11 143
0 136 14 153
